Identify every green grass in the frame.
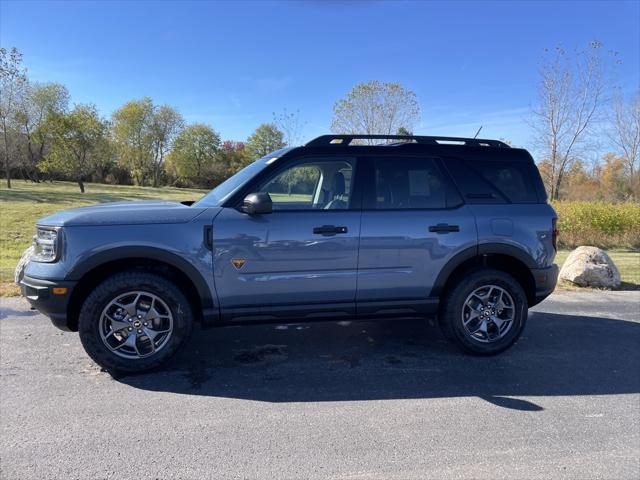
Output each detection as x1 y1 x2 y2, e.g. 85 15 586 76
1 181 638 295
0 180 206 295
270 193 313 202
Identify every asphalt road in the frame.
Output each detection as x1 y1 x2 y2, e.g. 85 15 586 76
1 291 639 480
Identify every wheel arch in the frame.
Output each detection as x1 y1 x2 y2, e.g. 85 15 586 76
432 244 537 306
65 247 215 331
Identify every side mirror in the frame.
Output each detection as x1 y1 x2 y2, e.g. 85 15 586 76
242 192 273 215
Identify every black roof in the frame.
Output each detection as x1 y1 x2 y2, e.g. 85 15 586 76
286 134 532 163
305 134 510 148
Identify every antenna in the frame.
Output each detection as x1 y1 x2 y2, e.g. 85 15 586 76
473 126 483 139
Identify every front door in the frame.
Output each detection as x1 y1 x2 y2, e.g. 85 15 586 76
356 155 477 316
212 156 361 322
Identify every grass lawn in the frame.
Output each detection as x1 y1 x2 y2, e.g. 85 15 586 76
1 180 638 296
270 193 313 202
0 181 206 295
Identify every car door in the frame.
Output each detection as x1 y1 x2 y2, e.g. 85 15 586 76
356 155 477 317
212 156 361 322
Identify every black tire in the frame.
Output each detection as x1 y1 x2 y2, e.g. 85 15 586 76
78 271 193 373
439 269 528 355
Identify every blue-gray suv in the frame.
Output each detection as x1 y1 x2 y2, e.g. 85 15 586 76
20 134 559 373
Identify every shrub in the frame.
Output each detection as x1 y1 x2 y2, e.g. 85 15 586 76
552 201 640 250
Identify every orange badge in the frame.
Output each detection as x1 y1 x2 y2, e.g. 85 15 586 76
231 258 246 270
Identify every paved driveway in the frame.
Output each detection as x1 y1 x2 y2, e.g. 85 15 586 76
1 291 639 479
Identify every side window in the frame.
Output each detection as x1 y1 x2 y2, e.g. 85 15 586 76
373 157 454 209
473 161 538 203
259 158 355 210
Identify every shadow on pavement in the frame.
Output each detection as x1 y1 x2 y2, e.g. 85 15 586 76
118 311 640 410
0 307 38 320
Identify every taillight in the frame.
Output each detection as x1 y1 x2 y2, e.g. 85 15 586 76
552 218 558 252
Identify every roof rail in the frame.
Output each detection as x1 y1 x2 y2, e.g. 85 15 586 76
305 134 510 148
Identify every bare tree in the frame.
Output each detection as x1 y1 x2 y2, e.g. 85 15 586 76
273 108 306 146
331 81 420 144
0 47 28 188
608 90 640 199
530 41 613 200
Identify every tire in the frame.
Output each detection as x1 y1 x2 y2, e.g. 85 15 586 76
78 271 194 373
439 269 528 355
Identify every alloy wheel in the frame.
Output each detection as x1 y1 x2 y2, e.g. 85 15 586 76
461 285 515 343
99 291 174 359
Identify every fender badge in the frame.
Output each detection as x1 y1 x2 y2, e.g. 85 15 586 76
231 258 247 270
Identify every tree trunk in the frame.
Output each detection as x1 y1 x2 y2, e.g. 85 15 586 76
78 178 85 193
2 127 11 189
4 160 11 188
553 168 564 201
152 166 160 188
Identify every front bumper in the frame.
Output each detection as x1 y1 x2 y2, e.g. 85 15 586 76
530 263 559 306
20 275 77 331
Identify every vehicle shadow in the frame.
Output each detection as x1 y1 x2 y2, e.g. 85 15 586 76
0 306 39 320
118 311 640 410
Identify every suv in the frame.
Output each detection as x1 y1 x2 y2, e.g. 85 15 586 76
20 134 558 373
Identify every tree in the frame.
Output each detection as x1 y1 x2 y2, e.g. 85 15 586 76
219 140 249 176
531 41 613 200
111 98 154 185
16 82 70 182
166 124 221 186
150 105 183 187
563 159 599 200
40 104 109 192
608 90 640 199
599 153 628 202
331 81 420 142
245 123 285 159
0 47 28 188
273 108 306 146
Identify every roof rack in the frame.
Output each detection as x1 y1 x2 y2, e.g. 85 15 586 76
305 134 510 148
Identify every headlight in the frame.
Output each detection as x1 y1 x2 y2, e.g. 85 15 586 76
32 227 61 263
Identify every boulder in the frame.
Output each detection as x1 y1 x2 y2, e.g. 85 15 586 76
559 246 621 289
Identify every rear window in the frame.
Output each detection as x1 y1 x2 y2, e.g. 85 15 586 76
474 161 538 203
444 158 540 204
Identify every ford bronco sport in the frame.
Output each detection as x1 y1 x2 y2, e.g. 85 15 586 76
20 134 558 373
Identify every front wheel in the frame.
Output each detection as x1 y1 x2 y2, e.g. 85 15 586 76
78 271 193 373
439 269 528 355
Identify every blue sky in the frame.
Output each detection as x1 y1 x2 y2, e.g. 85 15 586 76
1 0 639 150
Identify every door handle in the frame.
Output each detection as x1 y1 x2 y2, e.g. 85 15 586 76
313 225 348 235
428 223 460 234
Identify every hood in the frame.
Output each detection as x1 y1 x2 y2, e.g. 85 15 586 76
37 200 209 227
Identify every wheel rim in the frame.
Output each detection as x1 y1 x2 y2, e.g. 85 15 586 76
462 285 515 343
99 291 174 359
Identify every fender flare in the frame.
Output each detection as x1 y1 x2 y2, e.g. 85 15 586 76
431 243 537 297
66 246 214 310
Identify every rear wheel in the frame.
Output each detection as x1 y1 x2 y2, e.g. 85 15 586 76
78 271 193 373
440 269 527 355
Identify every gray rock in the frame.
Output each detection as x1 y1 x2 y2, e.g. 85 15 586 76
559 246 621 288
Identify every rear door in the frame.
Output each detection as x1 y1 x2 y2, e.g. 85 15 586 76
212 156 361 321
356 155 477 316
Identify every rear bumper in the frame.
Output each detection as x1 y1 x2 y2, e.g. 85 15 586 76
530 264 559 306
20 275 77 331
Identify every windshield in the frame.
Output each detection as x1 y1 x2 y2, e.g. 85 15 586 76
193 148 292 207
